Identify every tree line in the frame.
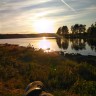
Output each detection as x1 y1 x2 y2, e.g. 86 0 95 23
56 22 96 37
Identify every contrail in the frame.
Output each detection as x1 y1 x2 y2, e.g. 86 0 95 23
61 0 76 12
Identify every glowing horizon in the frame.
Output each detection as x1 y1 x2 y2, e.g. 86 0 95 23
33 18 54 33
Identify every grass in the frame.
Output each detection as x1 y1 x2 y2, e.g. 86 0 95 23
0 44 96 96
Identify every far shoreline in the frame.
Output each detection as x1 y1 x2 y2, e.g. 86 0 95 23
0 33 61 39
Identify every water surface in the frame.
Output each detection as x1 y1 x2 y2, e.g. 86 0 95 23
0 37 96 56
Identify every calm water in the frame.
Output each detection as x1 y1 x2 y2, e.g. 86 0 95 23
0 37 96 56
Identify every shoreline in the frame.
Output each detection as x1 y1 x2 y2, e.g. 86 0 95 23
0 43 96 64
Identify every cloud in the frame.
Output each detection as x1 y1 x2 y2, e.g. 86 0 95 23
60 0 76 12
0 0 96 33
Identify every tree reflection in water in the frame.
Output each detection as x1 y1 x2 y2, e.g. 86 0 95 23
70 39 86 51
56 38 62 48
56 38 69 50
56 38 96 53
87 39 96 51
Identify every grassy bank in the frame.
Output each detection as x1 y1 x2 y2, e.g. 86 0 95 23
0 44 96 96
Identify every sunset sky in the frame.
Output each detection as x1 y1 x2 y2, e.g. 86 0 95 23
0 0 96 34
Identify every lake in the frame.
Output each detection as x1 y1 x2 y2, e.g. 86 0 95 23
0 37 96 56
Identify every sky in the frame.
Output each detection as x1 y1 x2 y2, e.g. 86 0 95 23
0 0 96 34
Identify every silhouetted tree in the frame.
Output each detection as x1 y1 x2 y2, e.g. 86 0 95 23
71 26 75 34
79 24 86 33
87 22 96 36
71 24 86 34
87 27 91 35
95 22 96 27
56 27 62 35
71 24 79 34
74 24 79 34
62 26 69 35
56 26 69 36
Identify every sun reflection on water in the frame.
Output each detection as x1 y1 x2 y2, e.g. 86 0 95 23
38 37 51 51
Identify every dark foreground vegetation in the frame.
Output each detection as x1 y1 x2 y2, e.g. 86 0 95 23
0 44 96 96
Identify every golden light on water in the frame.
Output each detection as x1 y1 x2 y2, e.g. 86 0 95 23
34 18 54 33
38 37 51 50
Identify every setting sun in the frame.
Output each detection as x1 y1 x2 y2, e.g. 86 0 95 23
34 19 54 33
